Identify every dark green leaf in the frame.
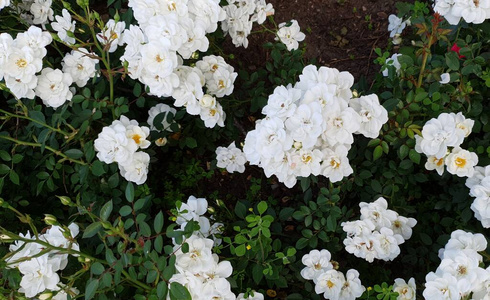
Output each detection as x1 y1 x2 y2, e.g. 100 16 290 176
100 200 113 221
169 282 191 300
83 222 102 238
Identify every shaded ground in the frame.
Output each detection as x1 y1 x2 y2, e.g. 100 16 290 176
224 0 401 83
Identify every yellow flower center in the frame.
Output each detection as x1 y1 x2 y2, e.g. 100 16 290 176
327 280 334 288
218 79 225 89
131 134 142 144
302 154 312 163
455 157 467 168
210 109 217 117
16 58 27 68
436 158 444 166
155 54 164 63
330 159 340 169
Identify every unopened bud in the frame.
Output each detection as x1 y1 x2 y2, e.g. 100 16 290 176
215 199 225 207
76 0 89 8
38 292 53 300
114 11 120 23
155 137 168 147
191 52 199 60
85 257 91 263
207 207 215 214
352 90 359 98
62 1 71 9
293 141 302 149
44 214 58 226
57 195 72 206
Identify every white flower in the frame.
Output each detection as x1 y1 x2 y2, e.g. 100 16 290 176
286 102 325 149
438 251 486 295
30 0 53 26
5 46 42 82
199 102 226 128
300 249 333 282
434 0 460 25
51 9 76 45
314 269 344 299
387 14 406 38
253 117 292 161
439 73 450 84
147 103 177 132
276 19 305 51
18 255 60 298
382 53 402 77
14 25 52 59
0 32 14 80
140 41 179 78
455 0 490 24
61 48 98 88
452 112 474 138
252 0 274 24
6 231 41 268
216 142 247 173
425 155 446 176
359 197 398 230
470 177 490 228
0 0 10 11
393 278 416 300
176 196 211 236
4 73 37 99
174 234 215 274
349 94 388 139
97 19 126 53
35 68 73 109
291 148 323 177
118 151 150 185
262 85 300 119
372 227 403 261
339 269 365 300
94 122 138 165
417 113 465 158
321 145 353 182
423 272 459 300
390 215 417 240
341 219 375 238
323 106 361 147
445 147 478 177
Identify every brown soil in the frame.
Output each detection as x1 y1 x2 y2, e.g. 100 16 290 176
224 0 401 83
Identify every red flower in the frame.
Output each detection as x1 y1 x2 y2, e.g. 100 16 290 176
451 43 465 59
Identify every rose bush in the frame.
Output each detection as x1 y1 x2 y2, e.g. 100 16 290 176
0 0 489 299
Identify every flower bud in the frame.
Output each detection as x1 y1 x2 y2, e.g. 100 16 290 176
76 0 89 8
38 292 53 300
44 214 58 226
191 52 200 60
57 195 72 206
293 141 302 149
155 137 168 147
207 207 215 214
215 199 225 207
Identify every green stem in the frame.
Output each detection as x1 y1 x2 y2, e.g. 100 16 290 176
0 108 72 137
0 135 87 165
121 270 152 291
416 34 433 88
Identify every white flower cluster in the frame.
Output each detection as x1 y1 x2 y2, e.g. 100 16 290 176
415 112 477 177
170 234 236 300
423 230 490 299
14 0 54 27
171 196 257 299
275 20 306 51
466 165 490 228
434 0 490 25
300 249 365 300
216 142 247 173
342 197 417 263
393 278 416 300
120 4 235 127
221 0 275 48
387 14 410 45
243 65 388 188
94 115 151 185
6 224 80 298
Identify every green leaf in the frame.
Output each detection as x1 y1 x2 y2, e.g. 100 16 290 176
9 170 19 185
91 160 106 176
65 149 84 159
83 222 102 238
399 145 409 159
169 282 191 300
157 281 168 299
29 110 46 128
446 52 460 70
119 205 132 216
0 150 11 161
154 211 164 234
91 262 105 275
257 201 267 215
0 164 10 175
235 244 246 256
420 232 432 245
373 145 383 161
185 137 197 149
125 182 134 202
100 200 113 221
252 264 264 285
409 149 421 164
85 279 99 300
134 198 146 212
